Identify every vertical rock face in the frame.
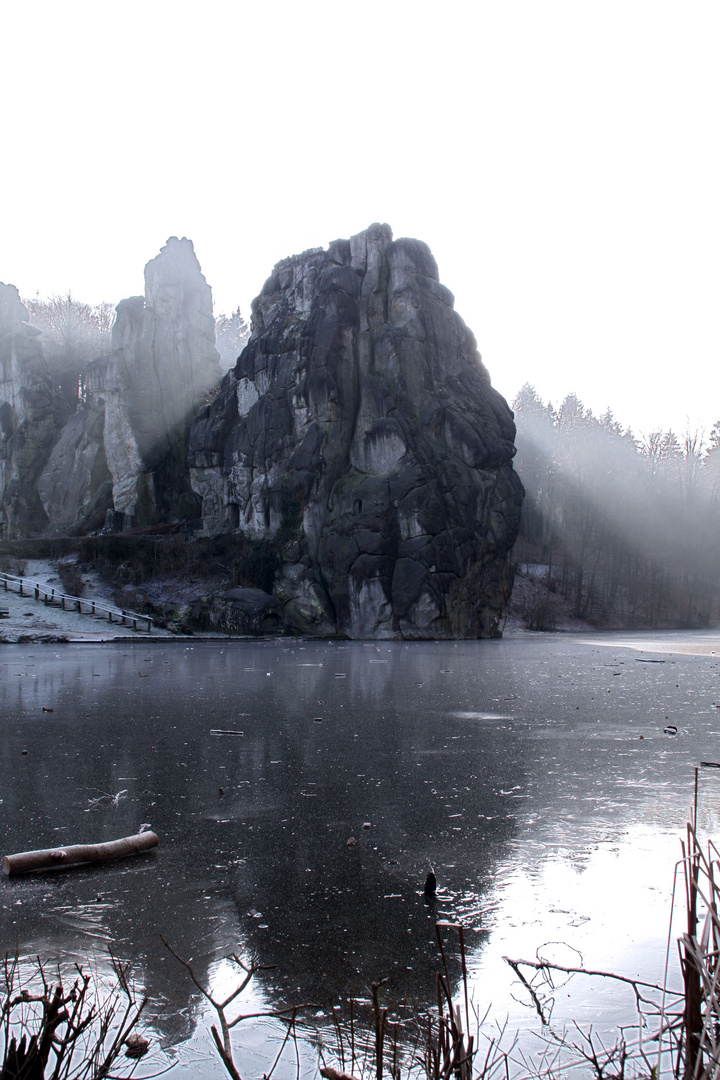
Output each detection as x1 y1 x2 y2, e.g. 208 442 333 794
189 224 523 639
36 369 113 535
100 237 222 526
1 239 221 537
0 284 69 537
34 237 222 533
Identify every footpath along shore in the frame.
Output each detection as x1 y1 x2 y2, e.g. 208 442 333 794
0 560 171 642
0 584 169 641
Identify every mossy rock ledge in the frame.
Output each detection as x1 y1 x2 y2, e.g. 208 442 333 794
189 224 523 640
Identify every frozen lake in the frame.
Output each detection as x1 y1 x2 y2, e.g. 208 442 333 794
2 630 720 1076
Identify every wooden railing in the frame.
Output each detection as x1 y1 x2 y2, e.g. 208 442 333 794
0 573 153 632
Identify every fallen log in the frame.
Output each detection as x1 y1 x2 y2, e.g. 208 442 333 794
2 831 159 876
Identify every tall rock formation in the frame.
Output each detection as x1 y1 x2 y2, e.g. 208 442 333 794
189 224 523 639
99 236 222 526
0 284 69 537
35 359 114 535
37 237 222 532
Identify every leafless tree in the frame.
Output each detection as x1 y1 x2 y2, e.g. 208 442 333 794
215 306 250 372
25 292 114 407
513 386 720 628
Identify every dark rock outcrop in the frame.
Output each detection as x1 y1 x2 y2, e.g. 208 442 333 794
189 224 523 639
36 383 113 534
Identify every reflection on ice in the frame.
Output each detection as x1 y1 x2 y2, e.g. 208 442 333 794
1 630 720 1077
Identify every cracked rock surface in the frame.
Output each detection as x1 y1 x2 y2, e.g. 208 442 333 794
189 224 523 639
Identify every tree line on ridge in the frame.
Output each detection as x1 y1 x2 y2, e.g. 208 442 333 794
512 383 720 628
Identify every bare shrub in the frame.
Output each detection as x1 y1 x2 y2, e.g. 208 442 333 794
57 560 84 597
0 557 26 577
522 598 556 631
0 953 149 1079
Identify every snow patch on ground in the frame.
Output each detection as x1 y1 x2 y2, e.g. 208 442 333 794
0 559 171 641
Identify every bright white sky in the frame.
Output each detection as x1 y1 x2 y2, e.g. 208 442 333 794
1 1 718 439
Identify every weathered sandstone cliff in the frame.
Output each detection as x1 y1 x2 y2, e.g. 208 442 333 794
189 224 523 639
37 237 222 532
0 284 69 537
